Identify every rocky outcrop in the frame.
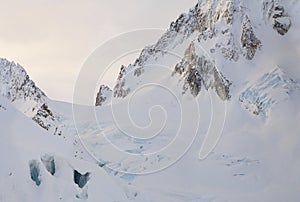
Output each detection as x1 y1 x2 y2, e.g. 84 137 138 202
106 0 295 107
0 58 62 135
95 85 112 106
263 0 292 35
0 104 6 111
241 15 262 60
0 58 45 104
32 104 61 135
111 0 270 100
173 43 231 100
114 79 130 98
32 104 54 130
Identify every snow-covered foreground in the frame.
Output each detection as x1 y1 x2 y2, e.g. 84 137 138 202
1 0 300 201
0 97 129 201
1 73 300 201
76 71 300 201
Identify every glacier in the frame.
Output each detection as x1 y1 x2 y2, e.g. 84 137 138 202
1 0 300 201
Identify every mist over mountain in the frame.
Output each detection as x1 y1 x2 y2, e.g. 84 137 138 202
1 0 300 201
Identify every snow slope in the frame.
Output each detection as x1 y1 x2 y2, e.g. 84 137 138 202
1 0 300 201
88 0 300 200
0 97 127 201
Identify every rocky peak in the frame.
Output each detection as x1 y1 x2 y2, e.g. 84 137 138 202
0 58 45 104
95 85 112 106
0 58 61 135
110 0 293 102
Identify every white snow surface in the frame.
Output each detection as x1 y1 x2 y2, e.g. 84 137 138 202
1 0 300 201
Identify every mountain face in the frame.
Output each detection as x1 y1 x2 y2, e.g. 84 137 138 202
0 58 45 106
172 42 232 100
95 85 112 106
263 0 292 35
91 1 300 198
0 58 62 135
111 0 297 107
1 0 300 201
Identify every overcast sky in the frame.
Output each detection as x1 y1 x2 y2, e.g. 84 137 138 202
0 0 197 102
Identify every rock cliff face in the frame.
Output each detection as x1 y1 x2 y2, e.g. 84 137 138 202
173 42 231 100
0 58 45 105
95 85 112 106
32 103 62 135
110 0 293 102
263 0 292 35
240 15 262 60
0 58 61 134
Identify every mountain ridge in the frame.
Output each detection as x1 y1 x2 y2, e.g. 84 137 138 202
110 0 296 105
1 0 300 201
97 0 300 121
0 57 62 135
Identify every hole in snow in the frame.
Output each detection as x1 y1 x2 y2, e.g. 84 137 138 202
73 170 90 188
29 160 41 186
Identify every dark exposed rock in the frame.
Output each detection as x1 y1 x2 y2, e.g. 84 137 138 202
263 0 292 35
95 85 112 106
0 58 46 103
114 79 130 98
134 67 143 77
0 105 6 110
222 0 235 25
174 43 231 100
241 15 262 60
273 19 291 36
32 104 55 131
183 68 202 97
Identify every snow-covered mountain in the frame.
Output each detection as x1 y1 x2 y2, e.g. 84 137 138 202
1 0 300 201
0 58 63 135
0 97 127 201
92 0 300 200
112 0 298 104
95 85 112 106
0 60 129 201
0 58 46 114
